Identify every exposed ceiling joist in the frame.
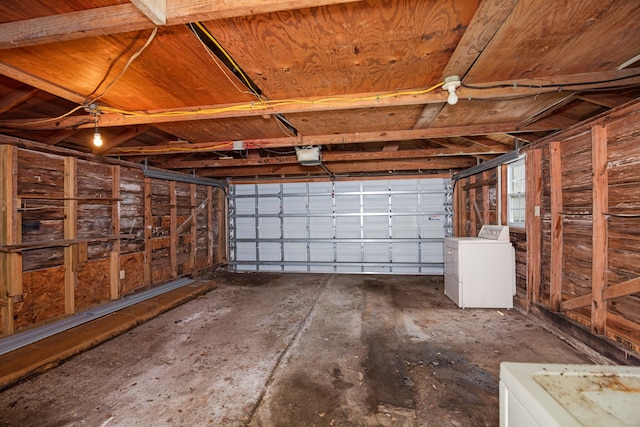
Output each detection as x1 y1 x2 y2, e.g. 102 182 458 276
198 157 477 178
106 122 557 157
156 146 510 170
131 0 167 25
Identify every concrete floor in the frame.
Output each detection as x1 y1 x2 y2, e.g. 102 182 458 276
0 273 595 426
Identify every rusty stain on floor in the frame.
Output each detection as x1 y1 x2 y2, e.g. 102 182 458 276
0 273 594 426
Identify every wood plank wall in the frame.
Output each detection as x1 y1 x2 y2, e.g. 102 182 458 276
456 100 640 354
0 146 225 336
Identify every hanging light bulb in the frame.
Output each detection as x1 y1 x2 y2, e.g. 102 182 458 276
93 127 103 147
442 75 461 105
89 103 103 147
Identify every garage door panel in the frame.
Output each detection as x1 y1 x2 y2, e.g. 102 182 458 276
229 179 450 273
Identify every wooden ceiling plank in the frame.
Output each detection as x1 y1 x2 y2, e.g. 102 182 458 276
442 0 519 78
413 104 445 129
0 85 39 115
0 4 153 50
106 122 556 157
131 0 167 25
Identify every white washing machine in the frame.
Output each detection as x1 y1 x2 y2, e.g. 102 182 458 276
444 225 515 308
500 362 640 427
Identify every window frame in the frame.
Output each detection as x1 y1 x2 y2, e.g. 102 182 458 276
507 156 526 228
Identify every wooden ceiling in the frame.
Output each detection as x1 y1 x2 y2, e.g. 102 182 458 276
0 0 639 180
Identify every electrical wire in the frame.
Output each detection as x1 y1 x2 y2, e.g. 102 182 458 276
193 22 264 102
461 71 640 90
187 23 250 97
89 27 158 104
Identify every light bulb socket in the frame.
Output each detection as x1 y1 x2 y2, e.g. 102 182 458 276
442 75 461 105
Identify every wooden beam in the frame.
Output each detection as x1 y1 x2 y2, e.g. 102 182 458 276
591 124 608 335
108 123 554 157
215 188 226 264
198 157 477 178
525 149 543 307
469 175 477 235
95 125 151 155
131 0 166 25
559 293 592 312
482 170 490 225
110 166 121 300
156 146 508 169
0 85 39 114
63 156 78 315
603 276 640 301
207 187 214 265
0 4 152 50
0 61 88 105
189 184 197 271
143 177 152 286
0 1 361 49
549 141 563 311
0 145 20 335
576 93 635 109
12 68 640 130
166 0 362 25
499 163 508 226
169 181 177 279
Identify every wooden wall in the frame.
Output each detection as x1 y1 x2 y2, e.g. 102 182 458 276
455 100 640 356
0 144 226 336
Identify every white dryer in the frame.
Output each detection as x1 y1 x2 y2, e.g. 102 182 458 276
444 225 515 308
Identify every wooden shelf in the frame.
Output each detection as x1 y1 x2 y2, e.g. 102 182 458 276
0 235 135 253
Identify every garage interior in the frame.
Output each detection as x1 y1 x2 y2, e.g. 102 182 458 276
0 1 640 426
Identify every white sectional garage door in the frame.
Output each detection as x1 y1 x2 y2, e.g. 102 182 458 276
228 178 452 274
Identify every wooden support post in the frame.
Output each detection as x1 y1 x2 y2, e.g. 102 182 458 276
169 180 177 278
189 183 197 272
549 141 563 311
0 145 20 335
526 149 543 307
482 170 490 225
454 178 467 237
207 186 214 265
469 175 477 236
591 125 608 335
500 164 508 226
63 156 77 315
110 166 121 300
216 188 227 264
143 177 152 286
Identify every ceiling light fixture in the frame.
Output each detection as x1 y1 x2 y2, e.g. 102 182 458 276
87 103 103 147
442 75 462 105
93 121 103 147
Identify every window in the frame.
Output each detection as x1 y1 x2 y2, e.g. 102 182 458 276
507 157 526 227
